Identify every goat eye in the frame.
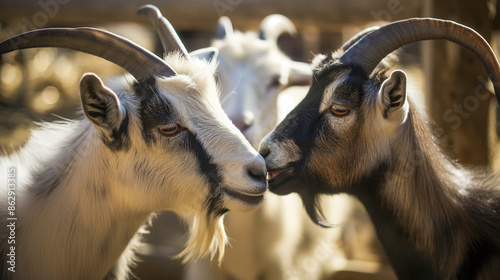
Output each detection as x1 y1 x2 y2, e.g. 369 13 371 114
331 105 350 116
159 123 180 135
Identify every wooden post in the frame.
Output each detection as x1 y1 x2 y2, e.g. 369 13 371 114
422 0 493 166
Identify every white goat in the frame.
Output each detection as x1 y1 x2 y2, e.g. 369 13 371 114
0 8 267 280
213 15 312 147
261 18 500 279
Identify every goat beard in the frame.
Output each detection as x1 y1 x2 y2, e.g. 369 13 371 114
300 192 332 228
176 212 227 265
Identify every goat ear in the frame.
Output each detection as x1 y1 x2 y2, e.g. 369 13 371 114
287 61 312 87
190 47 218 63
80 73 123 134
379 70 408 122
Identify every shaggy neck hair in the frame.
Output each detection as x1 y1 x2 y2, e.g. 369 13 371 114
352 94 500 279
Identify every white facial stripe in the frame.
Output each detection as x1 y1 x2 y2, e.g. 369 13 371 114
319 70 351 112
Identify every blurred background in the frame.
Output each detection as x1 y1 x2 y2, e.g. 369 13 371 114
1 0 500 279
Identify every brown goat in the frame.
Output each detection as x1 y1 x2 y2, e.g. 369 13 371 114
260 18 500 279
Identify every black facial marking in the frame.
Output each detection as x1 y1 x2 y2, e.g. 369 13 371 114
134 78 227 217
135 78 176 145
134 77 158 97
185 133 227 217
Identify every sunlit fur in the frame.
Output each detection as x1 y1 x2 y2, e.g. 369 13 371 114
262 52 500 279
0 52 264 280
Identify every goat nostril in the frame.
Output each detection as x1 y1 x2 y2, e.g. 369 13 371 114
259 145 271 159
247 165 267 184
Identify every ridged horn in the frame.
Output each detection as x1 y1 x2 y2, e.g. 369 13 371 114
138 4 190 58
340 26 380 52
258 14 296 42
0 27 176 81
340 18 500 104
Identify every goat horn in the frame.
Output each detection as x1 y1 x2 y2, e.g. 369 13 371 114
138 4 190 59
217 16 234 39
0 27 176 81
259 14 297 42
340 18 500 104
340 26 380 52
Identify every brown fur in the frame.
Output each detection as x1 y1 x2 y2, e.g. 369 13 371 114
261 57 500 279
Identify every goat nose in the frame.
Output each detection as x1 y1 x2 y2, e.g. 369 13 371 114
246 159 268 192
230 111 254 132
259 143 271 159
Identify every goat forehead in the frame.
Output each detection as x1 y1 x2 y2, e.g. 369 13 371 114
155 76 221 112
314 64 367 110
271 65 367 140
219 52 281 78
215 32 270 59
136 76 225 126
216 37 283 76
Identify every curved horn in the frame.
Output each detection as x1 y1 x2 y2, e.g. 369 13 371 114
217 16 233 39
340 18 500 104
258 14 296 42
0 28 176 81
340 26 380 52
138 4 190 58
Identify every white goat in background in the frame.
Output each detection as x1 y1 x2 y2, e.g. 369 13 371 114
213 15 312 147
0 7 267 280
209 15 313 280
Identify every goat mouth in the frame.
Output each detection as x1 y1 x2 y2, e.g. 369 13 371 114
266 167 294 192
222 188 264 206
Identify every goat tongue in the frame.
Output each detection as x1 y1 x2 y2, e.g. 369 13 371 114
266 170 286 180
